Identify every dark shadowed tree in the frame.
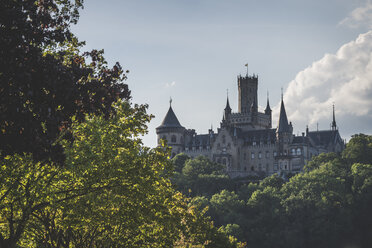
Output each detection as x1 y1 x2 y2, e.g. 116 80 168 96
0 0 130 163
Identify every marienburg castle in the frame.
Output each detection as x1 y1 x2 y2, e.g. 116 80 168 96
156 73 345 178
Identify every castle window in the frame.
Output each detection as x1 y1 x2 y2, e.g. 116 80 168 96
266 151 269 158
251 166 254 171
274 151 277 157
171 135 176 143
258 152 262 159
291 148 296 155
222 158 227 165
258 164 262 171
253 141 256 146
296 148 301 155
251 152 255 159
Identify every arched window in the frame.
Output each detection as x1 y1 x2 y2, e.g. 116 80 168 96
297 148 301 155
171 135 176 143
222 158 227 165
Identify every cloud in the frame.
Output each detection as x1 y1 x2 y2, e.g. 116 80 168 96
274 31 372 137
165 81 176 88
339 1 372 28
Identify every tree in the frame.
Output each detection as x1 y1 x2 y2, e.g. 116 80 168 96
0 0 130 163
0 101 242 247
171 153 190 173
342 134 372 165
182 156 224 180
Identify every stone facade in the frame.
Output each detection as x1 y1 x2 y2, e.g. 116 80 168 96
156 74 345 178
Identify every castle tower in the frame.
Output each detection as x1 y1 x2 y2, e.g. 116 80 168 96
156 100 185 157
276 95 293 154
265 92 272 128
238 75 258 113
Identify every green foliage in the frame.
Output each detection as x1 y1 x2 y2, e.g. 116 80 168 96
342 133 372 164
304 152 340 172
0 101 241 247
237 183 260 201
183 156 224 179
260 174 284 189
184 134 372 248
0 0 130 163
171 153 190 173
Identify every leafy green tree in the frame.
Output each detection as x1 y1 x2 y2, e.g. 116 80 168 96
260 174 285 189
0 101 241 247
237 183 260 202
218 224 244 242
209 190 245 226
183 156 224 180
0 0 129 163
171 153 190 173
342 134 372 165
304 152 340 172
350 163 372 247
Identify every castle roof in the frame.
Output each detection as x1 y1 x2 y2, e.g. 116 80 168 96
277 99 290 133
157 106 183 129
307 130 340 147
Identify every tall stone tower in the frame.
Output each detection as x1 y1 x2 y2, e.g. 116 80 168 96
238 75 258 113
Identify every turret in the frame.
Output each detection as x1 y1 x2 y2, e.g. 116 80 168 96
264 91 272 115
276 94 293 156
264 92 272 128
224 95 232 120
156 99 185 157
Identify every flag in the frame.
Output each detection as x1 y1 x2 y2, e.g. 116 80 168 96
245 63 248 67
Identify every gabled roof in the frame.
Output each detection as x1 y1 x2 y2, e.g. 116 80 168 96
307 130 339 147
157 106 183 129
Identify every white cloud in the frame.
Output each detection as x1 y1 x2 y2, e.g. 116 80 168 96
274 31 372 137
340 1 372 28
165 81 176 88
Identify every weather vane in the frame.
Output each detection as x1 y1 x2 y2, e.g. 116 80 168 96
170 97 172 106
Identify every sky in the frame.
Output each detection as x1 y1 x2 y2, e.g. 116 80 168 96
72 0 372 147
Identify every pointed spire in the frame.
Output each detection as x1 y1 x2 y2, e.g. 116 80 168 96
224 89 231 112
265 90 271 115
277 96 290 133
331 103 337 131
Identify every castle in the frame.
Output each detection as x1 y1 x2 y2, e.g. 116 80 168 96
156 73 345 178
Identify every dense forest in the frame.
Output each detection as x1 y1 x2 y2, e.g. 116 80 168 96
1 1 371 247
171 134 372 248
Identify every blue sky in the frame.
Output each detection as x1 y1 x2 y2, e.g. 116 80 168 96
72 0 372 147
